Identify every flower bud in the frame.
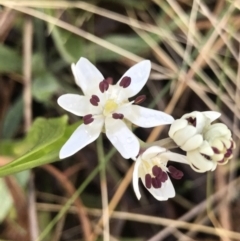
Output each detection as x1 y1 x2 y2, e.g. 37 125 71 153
169 111 235 172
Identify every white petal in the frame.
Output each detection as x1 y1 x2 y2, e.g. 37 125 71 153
181 134 203 151
123 105 174 128
105 118 140 159
169 119 188 138
142 146 166 160
57 94 90 116
203 111 221 122
187 150 215 172
162 152 189 164
59 118 104 159
117 60 151 98
141 176 175 201
181 111 206 133
72 57 104 95
132 157 142 200
173 125 197 146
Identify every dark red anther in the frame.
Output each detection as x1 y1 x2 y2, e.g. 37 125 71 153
186 117 196 127
212 147 220 154
224 149 232 158
99 80 109 93
145 174 152 189
83 114 94 125
105 77 113 85
160 172 168 183
168 165 184 180
119 76 131 88
134 95 146 105
112 113 124 119
151 177 161 188
152 165 162 177
90 95 100 106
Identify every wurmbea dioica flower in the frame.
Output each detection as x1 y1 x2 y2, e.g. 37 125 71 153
132 146 187 201
169 111 235 172
58 57 174 159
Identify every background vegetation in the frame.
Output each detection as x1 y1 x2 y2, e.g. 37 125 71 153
0 0 240 240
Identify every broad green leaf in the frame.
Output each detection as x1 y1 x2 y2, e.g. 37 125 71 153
0 44 22 73
0 119 81 177
32 53 46 76
83 34 156 62
50 25 82 63
14 115 68 157
32 72 61 103
1 96 23 139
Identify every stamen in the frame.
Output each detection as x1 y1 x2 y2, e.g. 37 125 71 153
186 117 196 127
99 80 109 93
134 95 146 105
224 149 232 158
119 76 131 88
160 172 168 183
112 113 124 119
105 77 113 85
152 165 162 177
90 95 100 106
212 147 220 154
168 165 184 180
152 177 161 188
145 174 152 189
83 114 94 125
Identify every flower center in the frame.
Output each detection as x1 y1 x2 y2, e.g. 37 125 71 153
103 99 118 116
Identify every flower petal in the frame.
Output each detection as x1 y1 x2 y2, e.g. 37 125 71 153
72 57 104 95
59 118 104 159
117 60 151 98
203 111 221 122
173 125 197 146
123 105 174 128
162 152 189 164
142 146 166 160
132 157 142 200
57 94 90 116
181 134 203 151
105 118 140 158
169 119 188 138
187 150 215 172
141 176 175 201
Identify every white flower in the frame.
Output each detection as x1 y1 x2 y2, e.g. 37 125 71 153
169 111 235 172
132 146 188 201
58 57 174 159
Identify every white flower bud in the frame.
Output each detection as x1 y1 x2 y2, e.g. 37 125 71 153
169 111 235 172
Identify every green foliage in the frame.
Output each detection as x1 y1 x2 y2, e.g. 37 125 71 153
85 34 154 62
0 44 22 73
32 72 60 103
1 96 23 139
0 116 81 177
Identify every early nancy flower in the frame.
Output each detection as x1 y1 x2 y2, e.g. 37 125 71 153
169 111 235 172
58 58 174 159
132 146 187 201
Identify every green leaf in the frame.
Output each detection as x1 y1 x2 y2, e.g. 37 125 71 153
1 96 23 139
0 117 81 177
0 44 22 73
32 72 61 103
83 34 155 62
50 25 82 63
